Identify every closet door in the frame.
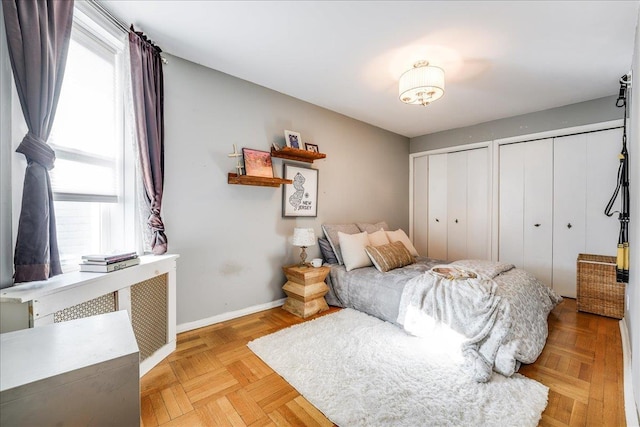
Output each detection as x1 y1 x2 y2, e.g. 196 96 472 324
447 150 468 261
553 134 587 297
585 128 622 255
412 156 429 257
427 154 448 260
499 139 553 286
466 148 489 260
523 139 553 287
553 129 621 297
499 143 525 268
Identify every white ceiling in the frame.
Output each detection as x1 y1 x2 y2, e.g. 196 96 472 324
99 1 639 138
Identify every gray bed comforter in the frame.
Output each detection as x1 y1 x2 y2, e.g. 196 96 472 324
325 258 562 382
325 257 442 325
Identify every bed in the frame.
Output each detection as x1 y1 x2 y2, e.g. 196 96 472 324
319 222 562 383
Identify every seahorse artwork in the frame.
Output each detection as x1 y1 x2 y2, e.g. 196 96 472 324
289 172 306 210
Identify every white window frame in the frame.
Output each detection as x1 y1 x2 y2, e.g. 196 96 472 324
10 5 137 272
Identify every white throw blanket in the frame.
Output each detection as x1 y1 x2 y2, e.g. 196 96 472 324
397 261 515 383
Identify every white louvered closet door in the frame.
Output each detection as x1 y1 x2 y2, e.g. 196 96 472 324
447 150 468 261
427 153 448 260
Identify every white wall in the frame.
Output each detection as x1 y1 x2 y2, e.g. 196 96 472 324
627 6 640 421
162 55 410 327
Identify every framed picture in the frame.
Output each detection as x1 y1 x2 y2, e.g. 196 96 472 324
305 143 319 153
282 164 318 217
242 148 273 178
284 130 302 150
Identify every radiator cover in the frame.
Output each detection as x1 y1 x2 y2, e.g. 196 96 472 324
130 274 168 361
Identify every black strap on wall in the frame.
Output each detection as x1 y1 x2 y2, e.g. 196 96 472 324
605 73 631 283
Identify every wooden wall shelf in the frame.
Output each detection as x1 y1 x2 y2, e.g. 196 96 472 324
227 173 292 187
271 147 326 163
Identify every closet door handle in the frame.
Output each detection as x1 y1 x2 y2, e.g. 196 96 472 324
435 218 439 222
567 223 572 229
534 223 541 227
455 219 459 224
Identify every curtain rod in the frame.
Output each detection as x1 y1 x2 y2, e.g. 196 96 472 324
86 0 168 64
88 0 129 34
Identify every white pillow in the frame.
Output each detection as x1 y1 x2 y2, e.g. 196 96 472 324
338 231 373 271
321 223 361 265
385 229 419 257
368 228 390 247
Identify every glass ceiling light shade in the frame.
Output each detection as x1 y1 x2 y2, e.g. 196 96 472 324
292 228 316 266
399 60 445 106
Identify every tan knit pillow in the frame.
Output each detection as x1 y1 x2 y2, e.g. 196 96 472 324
365 241 415 272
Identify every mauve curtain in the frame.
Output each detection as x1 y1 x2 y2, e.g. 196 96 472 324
3 0 74 282
129 27 167 254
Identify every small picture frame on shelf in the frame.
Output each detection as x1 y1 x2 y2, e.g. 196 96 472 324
242 148 274 178
272 142 281 151
305 143 319 153
284 130 302 149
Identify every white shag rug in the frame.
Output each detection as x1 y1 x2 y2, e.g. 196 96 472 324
248 308 548 427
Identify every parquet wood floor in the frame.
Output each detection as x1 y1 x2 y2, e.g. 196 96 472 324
519 298 625 427
141 298 625 426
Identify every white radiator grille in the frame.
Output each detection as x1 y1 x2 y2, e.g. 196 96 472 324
130 274 168 361
53 292 117 323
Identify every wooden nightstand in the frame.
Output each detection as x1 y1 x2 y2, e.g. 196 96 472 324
281 265 330 318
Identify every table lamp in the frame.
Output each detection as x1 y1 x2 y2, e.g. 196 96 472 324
292 228 316 267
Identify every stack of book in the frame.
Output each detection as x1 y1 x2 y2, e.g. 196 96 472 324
79 251 140 273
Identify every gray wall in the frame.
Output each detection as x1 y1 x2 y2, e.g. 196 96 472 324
162 55 409 326
410 96 620 152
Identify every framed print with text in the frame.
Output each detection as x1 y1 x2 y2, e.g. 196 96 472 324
282 164 318 217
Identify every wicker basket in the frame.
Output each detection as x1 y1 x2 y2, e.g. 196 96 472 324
576 254 626 319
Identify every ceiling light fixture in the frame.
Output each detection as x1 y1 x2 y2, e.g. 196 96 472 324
399 60 445 106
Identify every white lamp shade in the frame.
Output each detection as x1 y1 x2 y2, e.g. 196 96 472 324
292 228 316 247
399 63 445 105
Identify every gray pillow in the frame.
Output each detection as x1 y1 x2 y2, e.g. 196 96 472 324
321 223 361 265
356 221 390 234
318 238 339 265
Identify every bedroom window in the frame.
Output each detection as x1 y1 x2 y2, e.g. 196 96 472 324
47 12 135 271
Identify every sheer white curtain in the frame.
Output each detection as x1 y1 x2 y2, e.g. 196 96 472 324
123 38 153 255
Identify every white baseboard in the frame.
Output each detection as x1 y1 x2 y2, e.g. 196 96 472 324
176 298 287 334
620 319 640 427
